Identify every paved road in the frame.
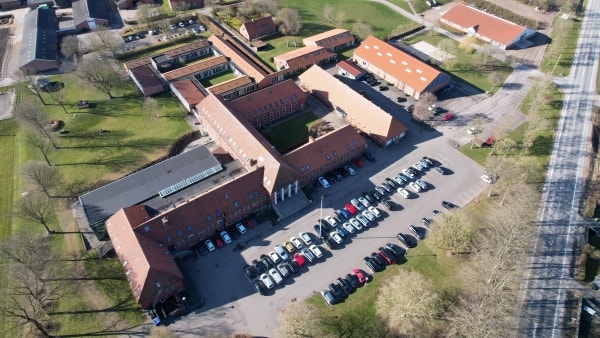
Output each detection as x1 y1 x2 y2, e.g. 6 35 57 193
516 0 600 336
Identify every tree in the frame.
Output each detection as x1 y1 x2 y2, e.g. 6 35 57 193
137 4 156 26
47 83 69 114
334 11 346 28
15 97 59 149
428 210 475 255
14 193 55 234
376 271 443 336
25 129 53 166
276 302 321 337
15 69 47 105
437 39 456 63
22 161 63 198
458 36 477 54
414 91 436 121
323 4 334 24
143 97 160 120
78 58 125 99
157 20 173 38
276 8 302 36
488 71 504 92
90 26 120 54
352 20 372 40
60 35 80 67
468 114 486 149
476 44 499 67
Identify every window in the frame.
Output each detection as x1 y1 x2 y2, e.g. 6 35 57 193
224 193 229 199
248 193 253 200
217 219 223 226
300 167 305 173
208 224 215 232
346 144 351 150
166 235 172 243
177 240 185 247
233 201 239 208
215 210 221 217
206 215 212 222
353 140 358 147
333 150 337 157
197 229 204 235
254 191 259 197
188 234 194 241
144 225 151 232
325 154 331 160
176 229 183 237
244 205 250 212
186 225 193 232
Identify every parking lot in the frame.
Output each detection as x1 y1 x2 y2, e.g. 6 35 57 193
168 130 490 336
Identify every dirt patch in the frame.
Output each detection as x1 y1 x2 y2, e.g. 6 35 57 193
0 88 15 120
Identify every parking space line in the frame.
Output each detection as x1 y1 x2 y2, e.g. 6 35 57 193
436 154 453 166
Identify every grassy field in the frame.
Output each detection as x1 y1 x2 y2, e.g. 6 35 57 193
540 16 582 76
264 111 319 153
255 0 414 69
200 71 236 87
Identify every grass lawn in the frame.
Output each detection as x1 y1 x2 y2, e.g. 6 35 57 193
264 112 319 153
540 16 582 76
200 71 236 87
255 0 414 69
403 32 511 93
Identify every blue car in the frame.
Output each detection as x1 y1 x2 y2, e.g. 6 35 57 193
338 209 350 219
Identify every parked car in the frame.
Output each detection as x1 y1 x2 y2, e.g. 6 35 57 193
422 157 434 166
344 165 357 176
344 203 358 215
252 279 267 295
392 175 405 186
368 206 381 218
409 182 422 193
435 166 445 175
338 208 350 219
284 241 296 253
397 188 410 199
329 283 346 300
244 265 258 280
412 162 424 172
268 251 281 264
402 169 415 179
351 199 365 211
220 230 232 244
362 210 375 222
318 176 331 188
299 231 313 246
346 273 362 289
385 243 404 258
290 237 304 249
371 191 382 200
349 218 363 231
197 244 209 256
442 201 456 209
385 177 398 188
397 233 416 248
313 224 325 238
363 257 383 272
382 199 397 211
409 225 425 240
268 268 284 285
421 218 431 226
215 238 224 248
301 248 315 263
205 239 216 252
292 253 305 267
325 216 337 227
418 159 430 168
355 158 364 168
337 277 355 294
260 254 274 269
252 259 266 274
375 186 386 196
358 196 371 208
321 290 336 305
342 222 356 234
443 113 454 121
275 245 289 260
415 179 428 190
378 247 396 264
352 268 371 284
380 182 393 193
236 223 247 235
356 214 370 227
330 231 344 244
362 192 374 204
371 252 388 267
277 263 290 278
309 244 323 259
260 273 274 289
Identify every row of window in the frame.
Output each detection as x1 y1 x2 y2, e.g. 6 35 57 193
194 64 229 80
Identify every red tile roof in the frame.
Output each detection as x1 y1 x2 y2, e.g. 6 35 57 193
208 34 269 82
162 55 228 81
353 35 445 93
336 60 365 78
130 65 165 95
302 28 355 51
207 75 252 95
195 94 299 197
170 79 206 107
298 65 408 147
440 4 530 47
227 79 307 121
239 16 276 40
274 46 335 72
124 40 211 71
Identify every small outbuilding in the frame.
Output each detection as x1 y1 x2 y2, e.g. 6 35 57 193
336 60 366 80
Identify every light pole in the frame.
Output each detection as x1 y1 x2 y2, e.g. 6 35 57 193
319 195 324 239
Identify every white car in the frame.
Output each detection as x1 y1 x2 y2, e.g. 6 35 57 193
368 206 381 218
402 169 415 179
351 198 365 211
290 236 304 249
268 251 281 264
205 239 216 252
330 231 343 244
362 210 375 222
277 263 290 278
268 268 284 285
418 159 430 168
415 179 428 190
236 223 247 235
481 174 494 184
309 244 323 259
358 197 371 208
467 127 479 135
299 231 312 246
409 182 422 193
349 218 363 231
412 162 424 172
342 222 356 234
220 230 232 244
274 245 289 261
260 273 274 289
397 188 410 199
318 176 331 188
344 165 356 176
356 214 370 227
325 216 337 227
392 175 405 186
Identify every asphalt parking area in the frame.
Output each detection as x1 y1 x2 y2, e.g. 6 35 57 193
168 136 490 337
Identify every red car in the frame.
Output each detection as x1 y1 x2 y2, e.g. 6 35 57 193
344 203 357 215
355 158 364 168
351 268 368 285
292 253 305 267
443 113 454 121
215 238 224 248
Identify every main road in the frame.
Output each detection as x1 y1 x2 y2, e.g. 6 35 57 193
517 0 600 336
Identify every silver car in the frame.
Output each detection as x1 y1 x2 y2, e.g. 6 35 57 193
356 214 370 227
362 210 375 222
349 218 363 231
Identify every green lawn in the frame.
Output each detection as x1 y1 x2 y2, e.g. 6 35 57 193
200 71 236 87
256 0 415 69
540 16 582 76
264 112 319 153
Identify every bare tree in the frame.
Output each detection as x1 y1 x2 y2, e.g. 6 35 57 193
428 210 476 255
334 11 347 28
47 83 69 114
488 71 504 92
137 4 157 26
14 193 55 234
458 36 477 54
437 39 457 63
414 91 437 121
90 26 120 54
143 97 160 120
276 8 302 36
25 130 53 166
16 99 59 149
157 19 173 38
476 44 499 67
352 20 372 40
468 114 486 149
22 161 63 198
255 0 279 15
60 35 80 67
15 69 47 105
276 302 321 337
78 58 125 99
376 271 443 336
323 4 334 24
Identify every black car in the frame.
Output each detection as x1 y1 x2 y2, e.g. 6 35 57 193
338 168 350 177
385 178 397 188
442 201 456 209
197 245 209 256
252 259 266 274
435 166 445 175
326 174 336 184
362 192 374 203
371 191 382 201
323 237 338 250
421 218 431 226
252 279 267 295
382 199 394 211
378 246 396 263
397 233 416 248
363 257 384 272
380 182 393 193
259 254 274 269
337 277 355 294
385 243 405 258
397 96 407 102
379 85 388 91
333 213 343 224
422 157 435 166
346 273 362 289
244 265 258 280
329 283 346 300
313 224 329 238
363 151 376 163
371 252 388 267
409 225 425 240
286 262 298 274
